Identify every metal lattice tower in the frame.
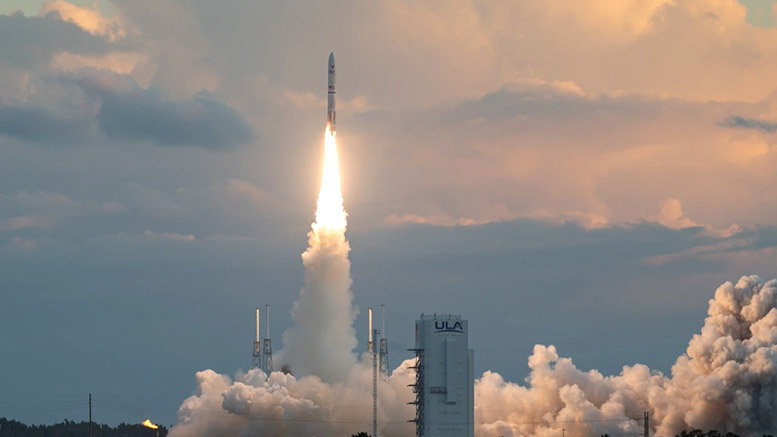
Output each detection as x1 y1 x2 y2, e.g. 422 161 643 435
262 305 273 374
373 328 381 437
643 411 650 437
379 305 389 378
408 348 425 437
252 308 261 370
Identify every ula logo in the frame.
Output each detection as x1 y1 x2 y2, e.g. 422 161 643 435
434 321 464 333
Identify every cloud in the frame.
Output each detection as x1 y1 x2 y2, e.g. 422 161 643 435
382 209 610 230
0 215 56 231
651 198 700 229
0 69 253 148
649 198 742 238
0 104 93 144
39 0 124 40
719 115 777 132
51 51 147 76
0 190 125 232
7 236 36 251
165 0 777 112
0 11 111 69
94 85 253 149
142 230 195 241
345 81 777 231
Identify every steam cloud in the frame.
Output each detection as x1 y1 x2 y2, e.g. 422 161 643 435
168 275 777 436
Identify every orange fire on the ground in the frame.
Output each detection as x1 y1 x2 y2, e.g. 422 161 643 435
141 419 159 430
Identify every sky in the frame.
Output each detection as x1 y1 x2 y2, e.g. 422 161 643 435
0 0 776 429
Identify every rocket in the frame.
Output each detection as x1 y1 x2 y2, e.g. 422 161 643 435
327 52 336 131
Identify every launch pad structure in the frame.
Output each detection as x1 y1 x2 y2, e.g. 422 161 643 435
250 305 273 374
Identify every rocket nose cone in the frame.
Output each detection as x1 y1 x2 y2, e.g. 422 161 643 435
329 52 335 65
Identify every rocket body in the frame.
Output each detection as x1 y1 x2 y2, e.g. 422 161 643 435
327 52 336 131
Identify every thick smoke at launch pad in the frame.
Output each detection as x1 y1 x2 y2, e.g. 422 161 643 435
169 276 777 436
167 128 777 437
477 275 777 436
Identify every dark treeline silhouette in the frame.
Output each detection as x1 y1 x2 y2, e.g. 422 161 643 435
0 418 168 437
673 431 774 437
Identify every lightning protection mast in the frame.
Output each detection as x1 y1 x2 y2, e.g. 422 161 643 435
262 304 273 374
379 305 389 378
370 307 381 437
252 308 261 370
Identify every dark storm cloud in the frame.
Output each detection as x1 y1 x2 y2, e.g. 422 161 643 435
0 12 110 68
0 69 253 149
718 115 777 132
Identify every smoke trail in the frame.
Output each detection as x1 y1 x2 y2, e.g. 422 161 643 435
280 126 357 382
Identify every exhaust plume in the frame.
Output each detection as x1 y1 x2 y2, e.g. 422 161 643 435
142 419 159 430
280 125 357 382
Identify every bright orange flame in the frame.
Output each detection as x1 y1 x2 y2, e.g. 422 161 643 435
313 124 346 231
142 419 159 430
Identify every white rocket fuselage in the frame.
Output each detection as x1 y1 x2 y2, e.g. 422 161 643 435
327 52 336 131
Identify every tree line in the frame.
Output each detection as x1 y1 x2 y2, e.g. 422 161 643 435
0 418 168 437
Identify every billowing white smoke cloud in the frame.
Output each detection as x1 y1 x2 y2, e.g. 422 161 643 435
169 360 415 437
169 275 777 437
280 224 358 382
477 275 777 436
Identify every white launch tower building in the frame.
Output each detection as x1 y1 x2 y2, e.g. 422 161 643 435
410 314 474 437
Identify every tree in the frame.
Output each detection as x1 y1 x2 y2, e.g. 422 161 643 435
351 433 370 437
675 430 741 437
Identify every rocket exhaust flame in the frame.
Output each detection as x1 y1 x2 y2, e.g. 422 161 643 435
142 419 159 430
313 125 346 231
